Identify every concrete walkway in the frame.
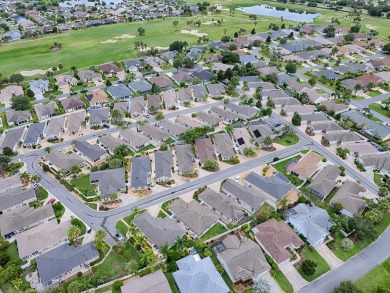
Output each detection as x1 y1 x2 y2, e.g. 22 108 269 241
316 243 344 270
279 262 308 292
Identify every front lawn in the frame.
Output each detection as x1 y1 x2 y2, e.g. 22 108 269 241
369 103 390 118
374 173 385 187
355 257 390 293
94 252 128 280
115 220 128 237
272 155 303 186
273 270 294 293
200 224 227 242
297 246 330 282
274 134 300 146
368 90 382 97
71 174 96 193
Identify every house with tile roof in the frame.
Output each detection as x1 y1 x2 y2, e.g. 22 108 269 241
290 151 323 180
330 180 367 217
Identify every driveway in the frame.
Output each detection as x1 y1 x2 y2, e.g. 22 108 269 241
316 243 344 270
279 262 308 292
261 272 283 293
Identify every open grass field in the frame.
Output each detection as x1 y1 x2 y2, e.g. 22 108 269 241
369 103 390 118
1 0 389 76
355 257 390 293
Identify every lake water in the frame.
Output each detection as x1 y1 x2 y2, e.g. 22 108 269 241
59 0 123 8
237 5 320 23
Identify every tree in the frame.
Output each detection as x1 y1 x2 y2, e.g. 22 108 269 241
0 251 9 266
262 136 273 148
9 73 24 85
67 225 82 246
114 144 132 159
95 229 107 242
383 43 390 53
292 112 302 126
378 186 389 197
70 164 82 176
0 155 11 170
365 208 384 224
354 83 362 94
67 281 83 293
334 280 363 293
109 157 122 169
139 248 156 268
253 277 271 293
137 27 145 35
243 147 257 157
340 238 354 251
301 259 317 276
349 215 376 240
26 88 35 98
155 112 165 121
285 62 297 74
111 109 123 123
344 33 355 43
204 159 219 171
308 78 316 87
2 147 14 156
125 260 139 274
11 95 32 110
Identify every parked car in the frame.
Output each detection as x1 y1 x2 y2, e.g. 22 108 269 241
103 123 110 128
115 233 123 241
47 198 56 204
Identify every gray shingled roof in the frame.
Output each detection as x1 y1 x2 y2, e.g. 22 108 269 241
308 165 340 199
46 150 84 173
74 140 106 162
213 132 235 159
133 212 185 248
176 144 195 173
0 187 36 212
89 108 109 125
154 150 173 181
36 241 99 284
90 168 126 196
131 156 151 188
244 172 292 201
121 269 171 293
24 122 46 144
0 127 25 151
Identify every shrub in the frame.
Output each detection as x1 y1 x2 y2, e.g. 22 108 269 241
340 238 354 251
113 280 124 290
301 259 317 276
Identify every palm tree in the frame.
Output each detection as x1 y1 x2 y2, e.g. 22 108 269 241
136 120 146 131
20 172 29 184
262 136 273 149
281 125 294 138
31 175 41 183
95 240 108 252
278 197 289 211
67 225 82 246
111 109 123 124
70 164 82 176
95 229 107 242
139 248 156 268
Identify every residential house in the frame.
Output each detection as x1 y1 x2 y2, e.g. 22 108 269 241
113 101 129 115
300 113 329 124
344 142 380 156
161 90 177 109
0 174 21 192
85 90 108 105
177 87 193 103
55 75 77 93
98 134 124 154
253 218 304 265
216 234 270 282
128 79 152 94
191 70 213 82
308 121 344 134
144 56 165 68
207 83 226 97
124 60 142 72
330 180 366 217
192 84 208 101
212 63 234 72
158 120 189 138
74 140 107 164
0 205 55 237
169 198 220 237
210 107 239 124
46 150 84 175
290 151 323 180
0 127 25 152
131 156 151 190
173 254 229 293
171 71 195 85
221 179 269 213
36 241 99 287
213 132 235 160
129 96 145 117
225 102 259 120
175 144 195 175
60 96 85 112
149 75 173 90
29 79 49 97
315 69 339 81
154 150 173 183
361 154 390 174
341 110 370 127
23 122 47 147
0 187 36 214
46 116 66 140
133 212 185 249
248 123 274 147
141 124 170 144
321 100 349 114
308 165 340 200
89 108 110 126
34 101 58 120
283 105 316 116
6 110 32 126
90 168 126 197
147 94 162 112
357 74 382 87
0 85 23 106
363 121 390 141
324 131 365 145
198 188 244 223
77 70 102 84
16 220 71 260
99 63 124 77
232 127 252 153
120 270 171 293
176 115 206 128
341 79 362 91
107 84 132 99
194 137 215 166
67 111 85 133
196 111 222 127
286 203 333 246
301 88 330 104
119 129 151 151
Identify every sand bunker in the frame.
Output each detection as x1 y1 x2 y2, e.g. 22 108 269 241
20 68 52 77
180 30 208 37
366 24 378 30
203 20 225 25
101 39 118 43
155 46 169 50
115 34 136 39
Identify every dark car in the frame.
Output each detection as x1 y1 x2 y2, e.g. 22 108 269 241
103 123 110 129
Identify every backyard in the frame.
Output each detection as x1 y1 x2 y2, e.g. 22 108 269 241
71 174 96 194
116 220 129 238
199 223 228 242
272 155 303 186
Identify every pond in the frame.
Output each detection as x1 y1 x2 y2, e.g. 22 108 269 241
237 5 320 23
59 0 123 8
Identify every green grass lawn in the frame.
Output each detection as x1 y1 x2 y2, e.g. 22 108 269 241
368 90 382 97
70 174 96 193
209 254 234 291
273 270 294 293
161 199 176 216
297 246 330 282
368 103 390 118
137 144 156 153
94 251 129 280
0 282 18 293
274 134 300 146
87 203 98 210
374 173 385 187
115 220 128 237
5 242 26 266
165 272 180 293
355 257 390 293
200 223 228 241
123 210 144 225
273 155 303 186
